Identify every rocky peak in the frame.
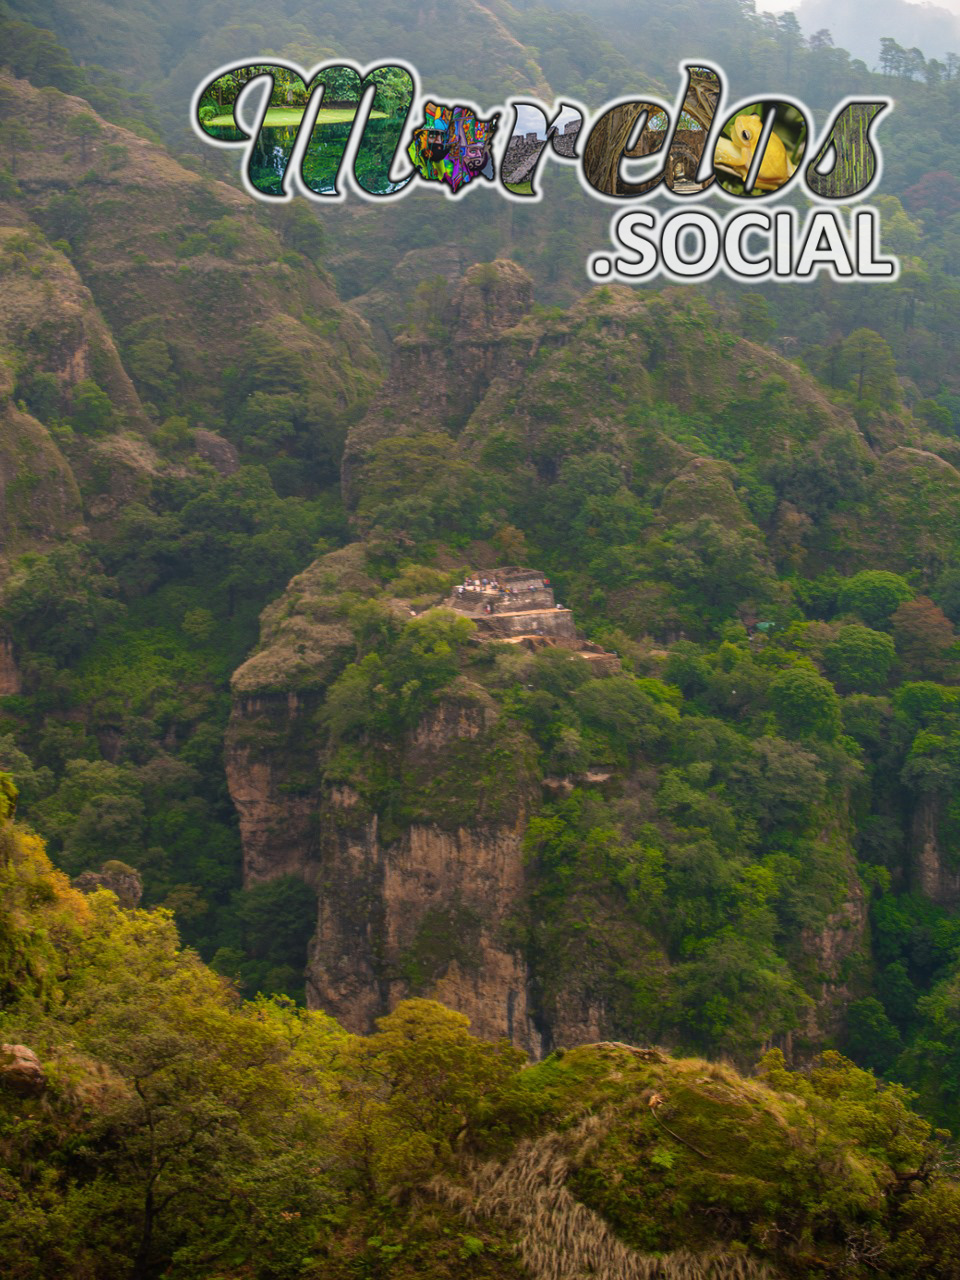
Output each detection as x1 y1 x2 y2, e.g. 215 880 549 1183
342 259 535 505
452 259 533 337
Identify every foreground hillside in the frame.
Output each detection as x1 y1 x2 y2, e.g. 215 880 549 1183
3 797 960 1280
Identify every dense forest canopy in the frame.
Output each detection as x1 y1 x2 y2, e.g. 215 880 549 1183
2 0 960 1274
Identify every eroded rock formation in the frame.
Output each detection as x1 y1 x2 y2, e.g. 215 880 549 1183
226 278 885 1060
227 568 545 1051
911 792 960 908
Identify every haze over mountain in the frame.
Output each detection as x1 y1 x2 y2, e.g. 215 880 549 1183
795 0 960 64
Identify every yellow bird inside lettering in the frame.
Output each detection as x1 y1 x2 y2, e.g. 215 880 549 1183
713 112 797 192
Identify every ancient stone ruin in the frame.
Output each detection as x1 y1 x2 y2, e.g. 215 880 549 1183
501 118 581 186
447 565 621 673
502 117 708 192
634 128 709 191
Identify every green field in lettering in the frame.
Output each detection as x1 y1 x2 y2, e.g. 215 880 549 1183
205 106 388 127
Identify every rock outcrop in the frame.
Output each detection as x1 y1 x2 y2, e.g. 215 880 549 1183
226 544 375 885
0 637 21 695
911 792 960 907
342 259 536 505
193 428 239 476
73 860 143 909
226 546 637 1055
225 546 559 1051
0 1044 45 1095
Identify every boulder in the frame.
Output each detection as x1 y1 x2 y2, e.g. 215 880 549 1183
0 1044 45 1095
194 428 240 476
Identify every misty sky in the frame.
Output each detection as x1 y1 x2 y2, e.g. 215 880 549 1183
510 104 582 139
757 0 960 9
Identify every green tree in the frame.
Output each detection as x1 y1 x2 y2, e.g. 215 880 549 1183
276 202 325 264
65 112 102 164
227 875 317 994
845 996 903 1073
823 624 897 693
345 1000 523 1194
0 771 17 822
892 596 957 680
839 328 901 406
125 338 176 405
0 118 30 175
69 379 116 435
837 570 914 630
1 546 124 663
769 667 842 740
674 933 811 1057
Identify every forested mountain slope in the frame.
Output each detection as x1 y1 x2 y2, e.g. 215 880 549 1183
225 261 960 1102
0 58 382 990
1 10 960 1276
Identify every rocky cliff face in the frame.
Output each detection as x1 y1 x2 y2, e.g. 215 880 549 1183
225 545 371 884
0 223 102 563
225 544 544 1052
306 707 542 1056
237 692 544 1054
224 691 322 886
911 792 960 908
799 861 869 1044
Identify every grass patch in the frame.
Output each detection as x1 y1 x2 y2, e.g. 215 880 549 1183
206 107 388 128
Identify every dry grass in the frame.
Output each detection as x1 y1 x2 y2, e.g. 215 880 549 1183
427 1114 779 1280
